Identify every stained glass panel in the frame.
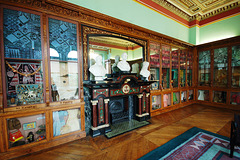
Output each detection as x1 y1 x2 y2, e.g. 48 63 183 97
3 9 42 59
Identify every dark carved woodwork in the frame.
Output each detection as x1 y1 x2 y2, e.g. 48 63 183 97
84 73 153 137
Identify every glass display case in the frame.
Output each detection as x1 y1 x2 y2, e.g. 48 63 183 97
3 8 44 107
173 92 180 105
232 45 240 88
150 42 160 90
162 45 170 89
181 91 187 102
231 92 240 105
187 52 193 86
53 108 81 137
198 90 209 101
198 51 211 86
180 50 186 87
163 93 171 107
213 91 227 103
48 18 79 102
171 48 179 88
189 90 194 100
151 95 161 110
7 114 46 148
213 47 228 87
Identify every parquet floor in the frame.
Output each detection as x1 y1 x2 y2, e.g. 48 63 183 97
14 104 240 160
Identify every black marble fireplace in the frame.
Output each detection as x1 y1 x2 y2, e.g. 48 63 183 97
84 73 153 137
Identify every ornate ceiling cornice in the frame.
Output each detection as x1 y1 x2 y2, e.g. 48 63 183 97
138 0 240 25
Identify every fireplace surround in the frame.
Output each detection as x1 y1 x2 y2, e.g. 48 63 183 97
84 73 153 137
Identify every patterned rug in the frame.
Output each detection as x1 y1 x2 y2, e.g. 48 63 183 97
139 127 240 160
105 119 150 139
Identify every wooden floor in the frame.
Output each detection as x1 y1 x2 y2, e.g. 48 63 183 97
13 104 240 160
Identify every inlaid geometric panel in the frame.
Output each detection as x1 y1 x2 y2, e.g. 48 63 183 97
3 9 42 59
48 18 77 61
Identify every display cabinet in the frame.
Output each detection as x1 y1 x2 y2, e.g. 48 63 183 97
150 42 160 90
188 90 194 101
162 45 171 89
213 91 227 104
3 8 44 108
181 91 187 103
173 92 180 105
187 51 193 86
163 93 171 107
6 113 46 149
197 37 240 109
231 45 240 88
198 90 209 101
171 48 179 88
198 50 211 86
0 5 85 159
213 47 228 88
231 92 240 105
151 95 161 110
180 50 186 87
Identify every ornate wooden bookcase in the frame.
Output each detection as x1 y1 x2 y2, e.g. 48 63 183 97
2 0 238 159
196 36 240 110
149 41 196 116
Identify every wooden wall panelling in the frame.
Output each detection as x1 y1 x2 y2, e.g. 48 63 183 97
0 117 6 152
159 43 163 90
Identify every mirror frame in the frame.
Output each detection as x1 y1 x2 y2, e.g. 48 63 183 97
82 25 147 81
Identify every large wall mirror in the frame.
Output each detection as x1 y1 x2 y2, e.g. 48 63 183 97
82 25 147 81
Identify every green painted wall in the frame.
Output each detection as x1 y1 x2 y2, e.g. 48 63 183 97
64 0 190 43
199 15 240 45
64 0 240 45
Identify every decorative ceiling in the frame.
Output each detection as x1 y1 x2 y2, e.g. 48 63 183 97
136 0 240 24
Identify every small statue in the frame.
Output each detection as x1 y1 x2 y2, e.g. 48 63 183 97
89 55 107 81
140 61 150 79
27 132 34 143
112 55 120 73
131 63 139 75
117 53 130 71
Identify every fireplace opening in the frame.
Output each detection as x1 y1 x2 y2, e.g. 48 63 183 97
109 96 136 124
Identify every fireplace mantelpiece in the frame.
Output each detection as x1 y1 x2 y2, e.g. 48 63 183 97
84 73 153 137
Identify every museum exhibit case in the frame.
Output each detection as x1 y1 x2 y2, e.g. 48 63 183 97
1 0 239 159
197 37 240 109
180 49 186 87
0 3 85 159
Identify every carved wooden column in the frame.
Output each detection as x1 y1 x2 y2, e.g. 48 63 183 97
91 100 98 128
146 93 150 113
104 99 110 124
138 94 143 115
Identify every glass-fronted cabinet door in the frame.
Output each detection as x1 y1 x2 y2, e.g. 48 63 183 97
3 8 44 107
171 47 179 88
198 50 211 86
187 51 193 86
180 49 186 87
232 45 240 88
149 42 160 90
162 45 170 89
48 18 79 102
213 47 228 87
